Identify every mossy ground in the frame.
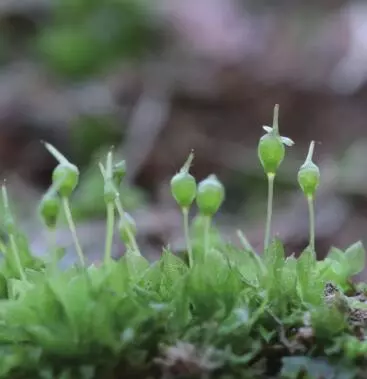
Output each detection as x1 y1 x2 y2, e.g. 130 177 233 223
0 224 366 379
0 114 366 379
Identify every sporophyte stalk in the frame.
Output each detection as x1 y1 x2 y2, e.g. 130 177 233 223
44 142 85 266
170 150 197 267
257 104 294 250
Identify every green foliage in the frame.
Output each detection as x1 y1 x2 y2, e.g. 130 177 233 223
1 108 367 378
37 0 159 78
281 356 357 379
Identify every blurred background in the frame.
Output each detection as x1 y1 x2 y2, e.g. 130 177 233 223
2 0 367 277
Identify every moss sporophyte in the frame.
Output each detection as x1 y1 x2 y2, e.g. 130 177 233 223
196 174 225 258
112 160 126 187
0 106 367 378
171 150 197 267
257 104 294 250
298 141 320 254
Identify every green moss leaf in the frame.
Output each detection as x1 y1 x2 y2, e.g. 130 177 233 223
344 241 365 276
158 249 188 300
297 247 323 305
222 244 262 286
263 239 285 300
264 238 285 277
280 255 298 304
281 356 355 379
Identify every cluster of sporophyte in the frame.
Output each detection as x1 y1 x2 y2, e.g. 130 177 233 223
0 105 367 378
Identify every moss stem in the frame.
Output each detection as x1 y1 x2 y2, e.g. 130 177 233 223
115 198 140 256
264 173 275 251
62 197 85 266
104 202 115 264
0 238 7 255
203 215 211 259
182 207 193 267
10 234 26 281
307 195 316 257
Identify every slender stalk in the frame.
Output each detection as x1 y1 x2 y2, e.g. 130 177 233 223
9 234 26 281
62 197 85 266
104 202 115 264
49 228 57 251
237 230 266 275
264 173 275 250
182 207 193 267
0 237 7 255
1 185 25 280
115 198 140 256
47 228 59 272
203 215 211 259
307 195 316 256
46 228 57 263
237 230 254 252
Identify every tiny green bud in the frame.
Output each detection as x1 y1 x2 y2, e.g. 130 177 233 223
100 150 120 203
52 163 79 197
118 212 137 244
258 104 294 175
43 141 79 197
104 180 118 204
39 188 61 229
171 151 197 208
113 160 126 187
196 174 225 216
258 134 285 175
1 185 16 234
171 171 197 208
298 141 320 199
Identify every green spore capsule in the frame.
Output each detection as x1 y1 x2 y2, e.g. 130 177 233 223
196 174 225 216
39 188 61 229
258 134 285 175
298 141 320 199
171 151 197 208
112 160 126 187
171 172 197 209
52 163 79 197
118 212 137 244
258 104 294 175
43 142 80 197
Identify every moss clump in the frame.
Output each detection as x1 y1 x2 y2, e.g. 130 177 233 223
0 106 365 379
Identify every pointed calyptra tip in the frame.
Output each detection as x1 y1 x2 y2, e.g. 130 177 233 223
106 150 114 178
43 142 69 165
306 141 315 163
180 150 195 174
273 104 280 133
1 184 7 204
